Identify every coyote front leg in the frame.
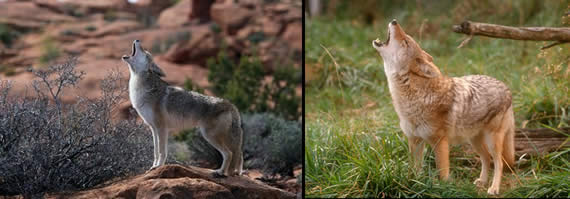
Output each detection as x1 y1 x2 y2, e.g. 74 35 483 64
156 128 169 167
150 127 160 169
431 136 450 180
407 136 425 174
470 134 491 187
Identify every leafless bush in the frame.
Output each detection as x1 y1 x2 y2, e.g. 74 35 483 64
0 57 152 197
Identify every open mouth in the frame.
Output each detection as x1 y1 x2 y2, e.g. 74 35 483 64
131 42 136 56
373 29 390 47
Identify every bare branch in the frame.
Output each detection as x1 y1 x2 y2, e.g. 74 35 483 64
540 41 570 50
457 34 473 49
453 21 570 41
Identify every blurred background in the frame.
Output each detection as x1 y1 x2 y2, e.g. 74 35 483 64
305 0 569 197
0 0 301 120
305 0 568 128
0 0 302 197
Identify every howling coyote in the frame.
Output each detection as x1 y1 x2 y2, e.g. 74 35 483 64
122 40 244 177
372 20 515 195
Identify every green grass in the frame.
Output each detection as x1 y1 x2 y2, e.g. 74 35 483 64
305 1 569 197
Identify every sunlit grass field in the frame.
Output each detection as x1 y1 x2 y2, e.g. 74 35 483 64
305 1 569 197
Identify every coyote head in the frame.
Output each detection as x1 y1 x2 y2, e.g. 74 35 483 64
372 20 441 78
122 40 165 77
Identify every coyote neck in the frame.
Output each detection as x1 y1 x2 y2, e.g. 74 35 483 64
129 71 168 109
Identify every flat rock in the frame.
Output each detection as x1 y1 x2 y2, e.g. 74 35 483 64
49 164 296 199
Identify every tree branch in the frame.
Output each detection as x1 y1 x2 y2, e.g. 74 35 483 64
452 21 570 49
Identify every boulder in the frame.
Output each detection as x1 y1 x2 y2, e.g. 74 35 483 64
157 0 192 28
163 25 221 66
260 16 282 36
210 3 255 35
281 21 301 51
0 1 76 31
50 164 296 199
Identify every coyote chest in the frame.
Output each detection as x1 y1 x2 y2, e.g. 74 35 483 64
386 72 455 141
128 73 157 125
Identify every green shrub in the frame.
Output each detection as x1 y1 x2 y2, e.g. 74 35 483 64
0 24 19 48
39 37 61 65
264 63 301 120
183 78 204 93
84 25 97 32
60 29 79 36
0 65 16 76
103 11 117 22
210 23 222 34
246 31 266 44
207 50 300 120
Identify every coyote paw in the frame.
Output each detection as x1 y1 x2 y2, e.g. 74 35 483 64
487 186 499 195
473 178 487 187
212 171 227 178
147 166 159 172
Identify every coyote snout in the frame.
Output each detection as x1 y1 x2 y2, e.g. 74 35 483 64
372 20 515 195
122 40 244 177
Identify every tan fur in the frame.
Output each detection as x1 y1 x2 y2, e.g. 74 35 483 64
372 20 515 195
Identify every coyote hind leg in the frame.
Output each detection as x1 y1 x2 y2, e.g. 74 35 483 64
228 147 243 176
487 129 506 195
228 122 244 176
200 126 233 177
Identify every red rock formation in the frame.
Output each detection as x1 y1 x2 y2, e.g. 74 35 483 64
50 165 296 199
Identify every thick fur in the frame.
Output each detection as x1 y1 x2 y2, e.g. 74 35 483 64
372 20 515 195
122 40 243 177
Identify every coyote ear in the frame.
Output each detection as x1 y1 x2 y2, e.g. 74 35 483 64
421 50 433 62
150 62 165 77
411 58 440 78
144 51 165 77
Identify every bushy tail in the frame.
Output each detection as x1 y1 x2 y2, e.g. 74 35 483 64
502 107 516 173
229 106 244 175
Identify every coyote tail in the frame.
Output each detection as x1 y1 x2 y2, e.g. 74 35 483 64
502 107 516 173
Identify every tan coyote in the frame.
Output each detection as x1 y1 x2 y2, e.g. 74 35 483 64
372 20 515 195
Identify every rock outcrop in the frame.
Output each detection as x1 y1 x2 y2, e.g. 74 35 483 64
157 0 192 28
51 165 296 199
164 1 302 71
0 0 301 108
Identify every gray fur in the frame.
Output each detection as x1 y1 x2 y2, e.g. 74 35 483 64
122 40 244 176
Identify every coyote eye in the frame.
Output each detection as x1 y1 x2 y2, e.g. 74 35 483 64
403 39 409 47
